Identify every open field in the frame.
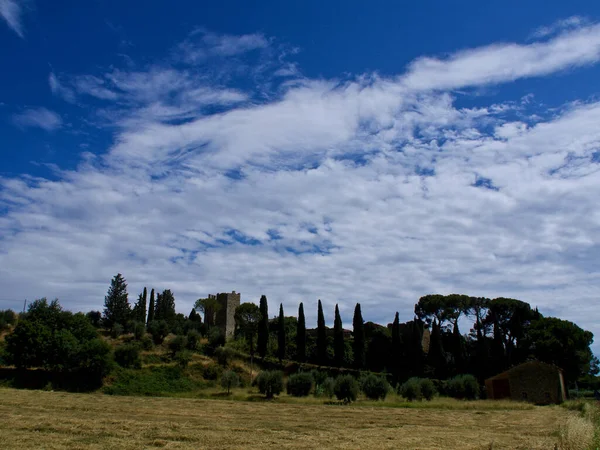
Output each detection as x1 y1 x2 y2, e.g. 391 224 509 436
0 388 573 449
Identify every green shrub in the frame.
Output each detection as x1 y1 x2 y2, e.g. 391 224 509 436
447 374 479 400
147 320 169 345
221 370 240 394
287 372 313 397
204 328 225 356
186 330 201 351
140 335 154 351
104 366 200 396
311 370 328 387
320 377 336 398
0 309 17 331
256 370 284 399
168 335 188 356
111 323 124 338
420 378 437 400
202 363 223 381
361 374 390 400
114 343 142 369
334 375 359 403
215 346 236 367
174 350 192 368
133 322 146 340
399 377 423 401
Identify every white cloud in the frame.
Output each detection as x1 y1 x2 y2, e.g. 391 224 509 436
12 107 62 131
530 16 587 39
0 0 26 38
2 23 600 353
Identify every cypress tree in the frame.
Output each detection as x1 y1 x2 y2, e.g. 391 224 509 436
147 288 155 325
257 295 269 358
452 321 466 375
317 299 327 366
352 303 365 369
333 304 344 367
103 273 131 330
296 302 306 362
426 320 447 379
155 289 176 325
277 304 285 361
391 312 403 381
409 318 424 377
132 287 148 323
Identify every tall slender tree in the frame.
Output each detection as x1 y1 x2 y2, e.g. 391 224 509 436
146 288 155 325
155 289 176 325
333 304 344 367
257 295 269 358
426 320 447 379
352 303 365 369
296 302 306 362
317 299 327 365
277 304 286 361
103 273 131 330
391 312 403 381
132 287 148 323
451 321 466 375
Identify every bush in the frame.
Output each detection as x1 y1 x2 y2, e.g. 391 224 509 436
147 320 169 345
114 344 142 369
133 322 146 340
202 363 223 381
399 377 423 401
256 370 284 399
311 370 328 388
174 350 192 368
215 346 236 367
111 323 124 339
168 335 188 356
446 374 479 400
420 378 437 401
186 330 201 351
140 335 154 351
0 309 17 331
204 328 225 356
287 372 314 397
334 375 359 403
221 370 240 394
104 365 200 396
320 377 336 398
361 374 390 400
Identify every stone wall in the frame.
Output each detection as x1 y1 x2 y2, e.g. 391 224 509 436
215 291 241 339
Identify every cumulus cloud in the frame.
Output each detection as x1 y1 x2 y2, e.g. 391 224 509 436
12 107 62 131
0 0 26 38
2 23 600 352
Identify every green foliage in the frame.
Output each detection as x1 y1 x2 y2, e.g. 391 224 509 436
317 300 327 365
85 311 101 328
103 273 131 330
110 323 124 338
352 303 365 369
147 320 169 345
334 374 359 403
194 297 221 329
220 369 240 394
257 295 269 358
320 377 336 398
167 335 188 356
361 374 389 400
104 366 199 396
446 374 479 400
296 302 306 362
420 378 437 400
399 377 423 401
256 370 284 399
154 290 176 326
277 304 285 361
333 304 344 367
234 302 261 355
133 321 146 340
174 350 192 368
215 346 236 367
287 372 313 397
114 343 142 369
204 327 225 356
146 289 155 325
140 335 154 351
0 309 17 331
131 288 147 324
202 363 223 380
186 329 201 351
4 299 112 383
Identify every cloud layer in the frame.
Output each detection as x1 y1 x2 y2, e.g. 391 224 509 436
0 0 25 37
2 22 600 350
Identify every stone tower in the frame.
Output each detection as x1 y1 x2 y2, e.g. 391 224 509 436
215 291 241 339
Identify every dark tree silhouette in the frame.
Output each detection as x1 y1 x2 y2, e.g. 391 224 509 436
296 302 306 362
333 304 344 367
257 295 269 358
352 303 365 369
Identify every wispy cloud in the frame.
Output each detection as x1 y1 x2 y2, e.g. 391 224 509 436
530 16 587 39
49 73 76 103
178 29 270 63
12 107 62 131
0 0 26 38
3 22 600 352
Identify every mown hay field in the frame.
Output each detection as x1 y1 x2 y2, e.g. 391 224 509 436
0 388 570 449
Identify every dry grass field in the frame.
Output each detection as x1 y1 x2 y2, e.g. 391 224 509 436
0 388 575 449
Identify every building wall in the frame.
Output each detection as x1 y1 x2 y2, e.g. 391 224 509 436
215 291 240 339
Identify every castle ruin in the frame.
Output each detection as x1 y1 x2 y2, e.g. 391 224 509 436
208 291 240 339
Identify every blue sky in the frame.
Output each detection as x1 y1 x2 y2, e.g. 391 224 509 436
1 0 600 351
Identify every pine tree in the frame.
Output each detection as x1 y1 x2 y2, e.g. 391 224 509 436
103 273 131 330
257 295 269 358
391 312 403 381
277 304 285 361
296 302 306 362
147 289 155 325
155 289 176 325
333 304 344 367
317 299 327 365
352 303 365 369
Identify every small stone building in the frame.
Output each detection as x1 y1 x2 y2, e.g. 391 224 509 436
485 361 566 404
213 291 240 340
